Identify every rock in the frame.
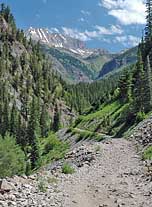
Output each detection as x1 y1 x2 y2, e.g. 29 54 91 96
0 180 15 191
0 201 8 207
7 201 16 206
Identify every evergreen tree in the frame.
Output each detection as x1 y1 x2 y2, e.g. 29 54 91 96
132 49 145 112
40 104 49 137
27 96 40 168
52 102 60 132
145 0 152 42
2 99 9 136
118 71 132 104
10 102 18 136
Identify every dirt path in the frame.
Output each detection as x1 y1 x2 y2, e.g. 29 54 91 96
59 138 152 207
2 138 152 207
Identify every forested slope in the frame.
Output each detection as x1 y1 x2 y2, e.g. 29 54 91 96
0 4 75 176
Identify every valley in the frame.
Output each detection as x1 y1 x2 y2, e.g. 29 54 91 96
26 28 137 82
0 1 152 207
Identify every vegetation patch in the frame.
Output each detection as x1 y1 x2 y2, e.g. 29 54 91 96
39 133 69 167
62 163 75 174
143 146 152 160
68 128 105 142
37 177 48 193
0 134 26 178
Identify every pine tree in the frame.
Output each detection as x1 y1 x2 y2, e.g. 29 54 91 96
132 49 145 112
10 102 18 136
40 104 49 137
2 99 9 136
27 96 40 168
52 102 60 132
145 0 152 42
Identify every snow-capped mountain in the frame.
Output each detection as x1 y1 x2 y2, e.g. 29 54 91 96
25 27 108 57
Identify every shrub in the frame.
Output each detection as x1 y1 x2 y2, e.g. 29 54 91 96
95 145 101 152
37 178 47 192
136 111 145 122
0 133 26 178
143 146 152 160
39 132 69 165
62 163 75 174
47 176 58 184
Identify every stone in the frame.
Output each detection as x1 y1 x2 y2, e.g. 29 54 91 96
1 180 15 191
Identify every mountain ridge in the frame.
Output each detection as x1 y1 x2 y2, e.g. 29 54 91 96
26 27 109 58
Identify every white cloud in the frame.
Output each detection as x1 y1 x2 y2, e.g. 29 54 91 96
79 17 85 22
60 25 123 41
100 0 146 25
49 26 139 47
49 28 60 33
114 35 140 46
81 10 91 16
62 27 91 41
95 25 123 35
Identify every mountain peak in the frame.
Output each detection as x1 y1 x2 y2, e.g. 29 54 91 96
25 27 109 58
26 27 85 49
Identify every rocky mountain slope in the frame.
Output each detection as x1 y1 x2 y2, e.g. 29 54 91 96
98 47 138 78
26 27 108 58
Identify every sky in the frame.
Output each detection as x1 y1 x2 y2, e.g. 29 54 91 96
1 0 146 52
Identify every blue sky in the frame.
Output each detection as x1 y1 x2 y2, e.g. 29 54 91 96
1 0 146 52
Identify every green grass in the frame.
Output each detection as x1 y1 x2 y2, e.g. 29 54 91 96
74 101 123 135
81 101 121 121
62 163 75 174
94 145 101 152
143 146 152 160
37 177 47 192
72 100 136 137
68 128 105 142
47 176 58 184
39 132 69 166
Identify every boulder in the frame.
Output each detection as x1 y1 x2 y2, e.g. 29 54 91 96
0 179 15 191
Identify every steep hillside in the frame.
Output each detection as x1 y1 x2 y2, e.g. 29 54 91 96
84 51 113 73
0 5 77 175
98 47 138 78
41 45 107 82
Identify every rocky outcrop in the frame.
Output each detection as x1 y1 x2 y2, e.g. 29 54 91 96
131 117 152 147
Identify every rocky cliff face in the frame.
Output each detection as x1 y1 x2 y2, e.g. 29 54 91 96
26 28 85 48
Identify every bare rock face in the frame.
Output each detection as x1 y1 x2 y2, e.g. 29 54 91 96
26 28 86 51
